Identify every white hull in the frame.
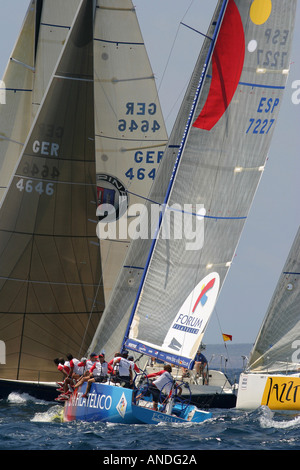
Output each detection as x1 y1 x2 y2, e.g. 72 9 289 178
236 372 300 411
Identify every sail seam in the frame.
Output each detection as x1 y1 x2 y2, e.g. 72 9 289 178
94 37 143 46
205 73 286 89
3 88 32 93
126 190 247 219
40 22 71 30
96 6 135 12
95 134 167 143
0 276 100 287
54 74 93 82
123 266 144 270
15 174 95 185
0 229 98 239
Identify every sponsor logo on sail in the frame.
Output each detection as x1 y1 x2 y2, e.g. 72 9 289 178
162 272 220 358
96 174 128 222
116 392 127 418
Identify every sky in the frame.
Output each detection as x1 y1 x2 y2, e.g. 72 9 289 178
0 1 299 347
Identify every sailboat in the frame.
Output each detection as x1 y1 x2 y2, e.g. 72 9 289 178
236 226 300 412
0 0 167 401
64 0 296 424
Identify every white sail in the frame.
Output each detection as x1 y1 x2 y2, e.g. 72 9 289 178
0 1 36 203
247 226 300 373
0 0 80 205
89 0 297 367
93 0 168 304
31 0 81 119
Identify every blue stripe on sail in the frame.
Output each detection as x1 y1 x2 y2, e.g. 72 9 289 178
239 81 285 90
4 88 32 92
283 271 300 275
124 192 248 220
94 38 144 46
206 74 285 90
41 23 70 30
123 266 144 270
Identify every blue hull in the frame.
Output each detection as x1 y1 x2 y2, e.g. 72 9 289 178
131 403 212 424
63 382 212 424
64 382 142 423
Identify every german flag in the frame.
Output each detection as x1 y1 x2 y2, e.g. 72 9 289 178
222 333 232 342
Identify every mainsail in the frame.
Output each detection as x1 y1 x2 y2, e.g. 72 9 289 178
89 0 296 367
0 1 36 204
0 0 103 382
31 0 81 120
247 226 300 373
94 0 168 304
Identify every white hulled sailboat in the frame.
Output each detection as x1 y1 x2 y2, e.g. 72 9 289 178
236 226 300 412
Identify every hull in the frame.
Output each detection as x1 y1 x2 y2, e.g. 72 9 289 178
64 383 140 423
236 373 300 411
63 382 212 424
0 378 58 401
184 387 237 409
131 403 212 424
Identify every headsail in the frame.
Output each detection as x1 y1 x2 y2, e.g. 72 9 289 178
0 0 81 204
0 0 103 382
94 0 168 304
247 226 300 373
89 0 296 367
0 1 36 204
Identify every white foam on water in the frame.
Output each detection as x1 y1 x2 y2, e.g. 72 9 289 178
31 405 64 423
259 406 300 429
7 392 47 405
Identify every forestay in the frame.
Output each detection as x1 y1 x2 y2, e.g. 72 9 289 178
89 0 296 368
248 226 300 373
0 0 104 382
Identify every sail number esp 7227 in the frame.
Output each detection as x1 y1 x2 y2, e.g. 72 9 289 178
246 96 279 135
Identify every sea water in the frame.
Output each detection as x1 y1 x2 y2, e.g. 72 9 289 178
1 387 300 452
